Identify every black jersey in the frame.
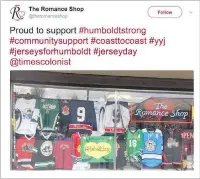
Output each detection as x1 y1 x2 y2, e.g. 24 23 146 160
66 100 97 136
163 129 182 165
105 134 127 169
58 99 71 134
32 133 55 170
116 134 127 169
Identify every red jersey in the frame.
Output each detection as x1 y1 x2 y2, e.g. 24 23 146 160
16 136 36 169
71 132 81 159
53 140 74 169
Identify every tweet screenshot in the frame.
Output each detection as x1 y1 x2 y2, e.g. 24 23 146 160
0 1 199 178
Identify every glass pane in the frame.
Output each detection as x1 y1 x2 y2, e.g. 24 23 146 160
11 84 194 171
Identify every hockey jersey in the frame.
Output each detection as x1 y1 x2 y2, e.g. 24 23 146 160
58 99 70 133
93 101 106 133
16 136 36 169
71 132 81 160
142 128 163 167
99 101 130 134
15 98 38 135
106 134 127 169
67 100 97 136
126 129 143 161
32 133 55 170
53 139 74 169
72 162 90 170
32 98 60 130
163 129 182 165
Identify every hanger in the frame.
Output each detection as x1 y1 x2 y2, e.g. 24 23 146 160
154 123 160 130
40 127 57 139
167 124 174 132
147 124 155 132
40 127 66 140
129 124 137 132
51 132 65 140
21 93 35 100
40 131 52 140
176 124 182 132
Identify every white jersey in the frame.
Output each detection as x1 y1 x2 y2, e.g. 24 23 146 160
72 162 90 170
91 131 102 136
93 101 105 132
15 98 38 135
99 101 130 134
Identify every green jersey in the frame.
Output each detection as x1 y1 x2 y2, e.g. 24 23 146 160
81 136 114 163
126 129 143 158
33 98 60 130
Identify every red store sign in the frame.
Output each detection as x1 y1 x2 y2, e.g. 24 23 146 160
133 98 191 121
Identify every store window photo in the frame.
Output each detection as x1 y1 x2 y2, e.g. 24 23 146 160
10 72 194 171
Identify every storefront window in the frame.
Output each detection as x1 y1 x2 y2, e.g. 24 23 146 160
11 84 194 171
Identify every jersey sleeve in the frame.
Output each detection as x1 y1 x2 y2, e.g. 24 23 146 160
59 113 69 135
99 107 106 135
57 114 64 133
14 98 21 110
32 99 41 128
71 140 75 158
14 99 22 120
125 131 129 157
32 99 40 118
156 129 163 151
142 129 146 151
119 102 130 128
71 133 76 156
53 142 56 157
160 130 163 151
88 102 97 131
138 130 143 151
71 137 77 163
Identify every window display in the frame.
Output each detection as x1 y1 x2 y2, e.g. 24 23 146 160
11 84 194 171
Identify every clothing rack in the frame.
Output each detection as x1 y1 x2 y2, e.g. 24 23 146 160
15 93 37 99
15 93 99 103
15 93 56 100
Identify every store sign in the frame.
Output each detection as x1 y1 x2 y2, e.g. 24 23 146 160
81 136 114 163
84 142 111 159
134 98 191 121
181 131 194 140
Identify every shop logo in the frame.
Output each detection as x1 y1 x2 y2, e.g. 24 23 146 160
41 141 53 156
145 140 156 152
112 105 121 123
22 108 33 120
43 104 56 114
167 138 179 148
10 5 25 21
62 105 70 115
60 144 69 149
22 144 34 152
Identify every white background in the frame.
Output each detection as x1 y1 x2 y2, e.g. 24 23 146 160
1 1 200 178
